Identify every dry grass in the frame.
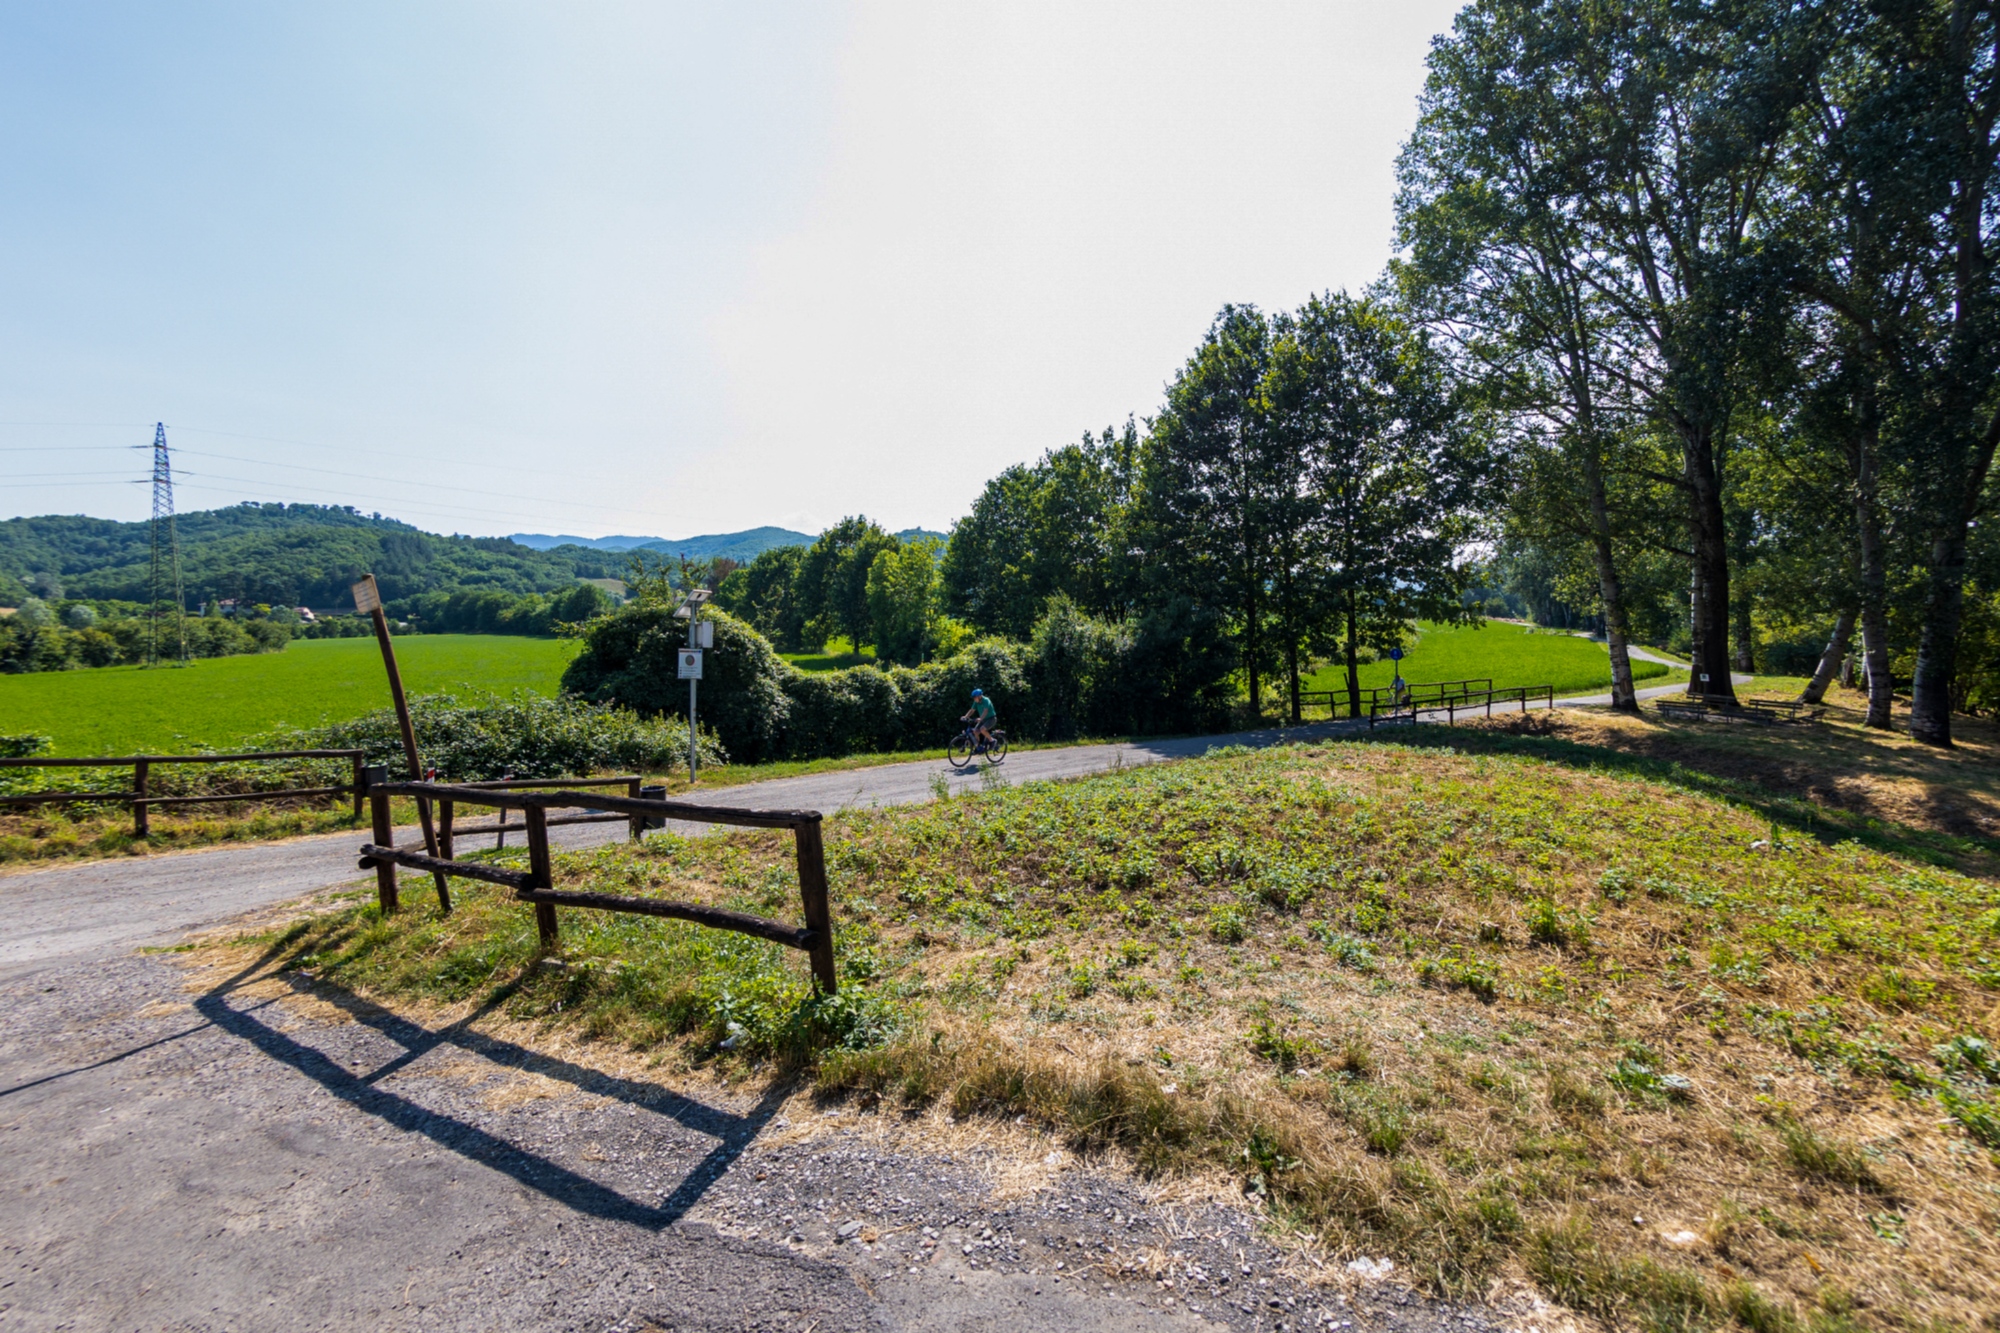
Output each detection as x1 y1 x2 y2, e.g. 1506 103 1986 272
206 732 2000 1332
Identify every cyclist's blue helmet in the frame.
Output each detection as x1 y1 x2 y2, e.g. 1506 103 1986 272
970 688 984 699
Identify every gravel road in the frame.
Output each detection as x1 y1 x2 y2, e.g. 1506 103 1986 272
0 949 1498 1332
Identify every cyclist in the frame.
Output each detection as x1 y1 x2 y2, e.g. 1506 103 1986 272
962 688 998 752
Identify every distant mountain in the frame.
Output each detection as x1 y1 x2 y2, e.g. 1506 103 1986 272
631 527 816 562
508 533 664 551
895 528 948 545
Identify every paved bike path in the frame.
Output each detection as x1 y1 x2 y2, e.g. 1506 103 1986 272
1 674 1737 978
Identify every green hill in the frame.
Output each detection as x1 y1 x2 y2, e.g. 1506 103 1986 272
0 504 624 610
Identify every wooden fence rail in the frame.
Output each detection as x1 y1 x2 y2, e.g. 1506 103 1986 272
1367 685 1557 728
1295 678 1497 720
358 780 838 994
0 750 370 836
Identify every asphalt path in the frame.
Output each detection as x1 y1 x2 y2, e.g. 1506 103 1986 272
0 665 1747 982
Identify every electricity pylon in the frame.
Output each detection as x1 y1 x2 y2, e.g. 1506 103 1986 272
147 422 187 665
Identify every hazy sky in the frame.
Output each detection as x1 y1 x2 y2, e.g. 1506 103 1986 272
1 1 1465 540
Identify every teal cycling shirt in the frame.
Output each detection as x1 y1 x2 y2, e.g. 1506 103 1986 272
971 696 997 722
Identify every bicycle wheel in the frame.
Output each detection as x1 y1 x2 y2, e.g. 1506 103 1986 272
947 732 974 769
983 729 1009 764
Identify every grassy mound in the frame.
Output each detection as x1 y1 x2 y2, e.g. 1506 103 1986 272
242 737 1999 1331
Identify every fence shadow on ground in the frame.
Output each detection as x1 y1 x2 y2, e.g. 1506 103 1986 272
193 943 783 1230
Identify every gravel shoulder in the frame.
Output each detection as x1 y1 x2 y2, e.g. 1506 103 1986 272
0 948 1497 1332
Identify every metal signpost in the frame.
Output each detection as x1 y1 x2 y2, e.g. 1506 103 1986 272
675 589 713 784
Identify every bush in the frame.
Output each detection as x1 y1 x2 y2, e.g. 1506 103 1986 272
269 691 722 780
563 608 790 763
563 594 1233 761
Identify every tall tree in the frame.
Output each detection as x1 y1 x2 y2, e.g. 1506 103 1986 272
941 423 1138 638
866 537 945 666
1415 0 1821 704
1136 306 1280 714
1398 22 1663 711
1268 292 1494 717
796 518 898 651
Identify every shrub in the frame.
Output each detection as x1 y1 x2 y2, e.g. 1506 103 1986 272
563 607 789 762
272 691 721 779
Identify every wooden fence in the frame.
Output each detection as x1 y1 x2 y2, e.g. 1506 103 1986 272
1295 678 1496 720
0 749 369 836
358 780 838 994
1367 684 1557 727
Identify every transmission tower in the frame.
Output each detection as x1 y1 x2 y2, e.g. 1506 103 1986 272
147 422 187 665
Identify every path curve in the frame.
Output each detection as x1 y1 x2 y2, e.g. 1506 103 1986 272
1 673 1738 977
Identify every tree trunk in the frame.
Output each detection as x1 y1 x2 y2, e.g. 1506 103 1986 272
1583 451 1638 712
1801 608 1855 705
1287 639 1301 724
1344 592 1361 719
1684 427 1737 702
1850 414 1895 730
1910 533 1967 747
1244 574 1261 717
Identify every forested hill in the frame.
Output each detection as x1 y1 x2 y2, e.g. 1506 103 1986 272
510 526 814 559
0 504 625 609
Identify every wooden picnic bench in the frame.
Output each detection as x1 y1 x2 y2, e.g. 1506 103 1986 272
1655 694 1822 726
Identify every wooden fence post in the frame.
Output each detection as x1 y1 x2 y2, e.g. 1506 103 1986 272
369 784 399 914
793 816 838 995
627 777 643 843
438 798 453 861
351 753 365 821
132 759 149 838
525 804 558 952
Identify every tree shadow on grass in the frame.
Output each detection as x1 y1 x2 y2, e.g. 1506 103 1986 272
1375 716 2000 881
193 941 785 1231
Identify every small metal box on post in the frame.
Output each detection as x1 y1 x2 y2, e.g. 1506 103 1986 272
674 588 712 784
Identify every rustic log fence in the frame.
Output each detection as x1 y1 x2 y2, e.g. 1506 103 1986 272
358 780 838 994
0 749 369 836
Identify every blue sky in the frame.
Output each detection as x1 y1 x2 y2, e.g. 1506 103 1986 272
1 1 1464 539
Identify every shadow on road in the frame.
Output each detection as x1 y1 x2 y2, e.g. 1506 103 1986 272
193 944 782 1230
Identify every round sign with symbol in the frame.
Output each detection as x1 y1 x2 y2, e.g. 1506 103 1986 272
1389 647 1403 661
678 649 703 680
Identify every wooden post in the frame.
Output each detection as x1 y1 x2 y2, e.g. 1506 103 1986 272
626 777 643 843
132 759 149 838
354 575 450 914
525 804 558 952
793 816 838 995
370 783 399 914
350 753 365 821
438 798 454 860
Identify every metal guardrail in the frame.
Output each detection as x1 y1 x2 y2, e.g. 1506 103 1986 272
358 780 838 994
0 749 369 835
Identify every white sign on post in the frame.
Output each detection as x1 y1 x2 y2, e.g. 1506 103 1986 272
351 576 382 613
678 649 703 680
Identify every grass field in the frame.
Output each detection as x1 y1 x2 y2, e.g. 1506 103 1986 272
224 712 2000 1330
1302 621 1671 699
0 635 578 755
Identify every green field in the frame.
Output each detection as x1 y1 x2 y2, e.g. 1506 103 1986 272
1301 621 1671 698
0 636 578 756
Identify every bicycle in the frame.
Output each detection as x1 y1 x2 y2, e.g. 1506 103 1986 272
947 723 1008 770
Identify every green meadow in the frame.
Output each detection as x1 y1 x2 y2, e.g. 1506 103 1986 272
0 635 578 755
1302 620 1673 699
